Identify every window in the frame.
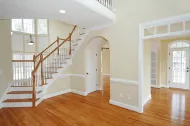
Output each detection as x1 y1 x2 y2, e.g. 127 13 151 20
12 19 22 32
12 19 48 35
12 19 34 34
37 19 48 34
170 42 189 48
23 19 34 34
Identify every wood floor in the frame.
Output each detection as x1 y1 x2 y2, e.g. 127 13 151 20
0 76 190 126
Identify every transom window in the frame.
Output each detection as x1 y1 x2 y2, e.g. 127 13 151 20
12 19 48 35
170 41 189 48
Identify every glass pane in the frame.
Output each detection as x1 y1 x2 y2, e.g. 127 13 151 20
23 19 34 34
37 19 48 34
171 42 189 48
12 19 22 32
172 51 186 84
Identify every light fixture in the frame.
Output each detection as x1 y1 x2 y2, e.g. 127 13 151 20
59 10 66 14
28 35 34 45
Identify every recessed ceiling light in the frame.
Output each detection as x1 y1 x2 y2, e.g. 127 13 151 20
59 10 66 14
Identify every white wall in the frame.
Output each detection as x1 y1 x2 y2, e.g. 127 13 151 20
0 20 13 100
102 48 110 75
49 20 73 43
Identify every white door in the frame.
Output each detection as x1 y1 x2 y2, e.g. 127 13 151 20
169 48 189 89
86 50 98 93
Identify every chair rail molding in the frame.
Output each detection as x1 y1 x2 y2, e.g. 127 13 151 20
110 78 138 85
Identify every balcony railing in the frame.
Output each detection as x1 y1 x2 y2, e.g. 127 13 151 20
96 0 115 12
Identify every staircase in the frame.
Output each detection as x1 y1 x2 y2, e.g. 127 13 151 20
1 25 88 108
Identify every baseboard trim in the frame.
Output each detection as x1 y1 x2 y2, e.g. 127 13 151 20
44 89 71 99
143 94 151 106
71 89 88 96
0 102 2 109
102 74 110 76
151 84 169 88
151 84 161 88
160 84 169 88
109 100 141 113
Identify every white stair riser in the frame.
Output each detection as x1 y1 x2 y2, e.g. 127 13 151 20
6 94 32 99
3 102 32 108
9 87 32 92
6 93 43 99
9 87 43 92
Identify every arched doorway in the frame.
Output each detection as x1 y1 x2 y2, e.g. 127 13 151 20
85 36 110 95
168 40 190 90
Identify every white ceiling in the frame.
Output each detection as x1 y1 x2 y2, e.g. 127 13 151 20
0 0 115 28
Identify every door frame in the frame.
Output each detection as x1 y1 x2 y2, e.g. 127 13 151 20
167 40 190 90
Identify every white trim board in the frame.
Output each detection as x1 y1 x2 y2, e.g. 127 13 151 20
71 89 88 96
151 84 169 88
102 74 110 76
143 94 151 106
110 78 138 85
44 89 71 99
109 100 141 113
0 102 2 109
44 89 88 100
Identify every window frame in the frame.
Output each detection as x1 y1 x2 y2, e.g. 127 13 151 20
11 19 49 36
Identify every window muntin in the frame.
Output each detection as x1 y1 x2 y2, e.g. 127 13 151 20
171 42 189 48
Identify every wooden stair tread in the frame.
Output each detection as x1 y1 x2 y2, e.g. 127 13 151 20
3 98 40 103
7 91 33 94
7 91 42 94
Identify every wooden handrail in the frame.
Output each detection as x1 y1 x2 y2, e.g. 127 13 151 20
43 25 77 61
32 60 41 74
35 39 58 58
43 37 70 61
70 25 77 38
35 25 77 59
12 60 34 62
59 38 66 40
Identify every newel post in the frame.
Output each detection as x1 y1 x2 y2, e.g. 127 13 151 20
32 71 36 107
57 36 59 55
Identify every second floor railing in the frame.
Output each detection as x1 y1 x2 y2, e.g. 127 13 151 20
96 0 115 12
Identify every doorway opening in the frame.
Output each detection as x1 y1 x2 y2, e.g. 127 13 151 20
85 37 110 100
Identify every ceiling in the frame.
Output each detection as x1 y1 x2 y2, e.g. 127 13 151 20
0 0 115 28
